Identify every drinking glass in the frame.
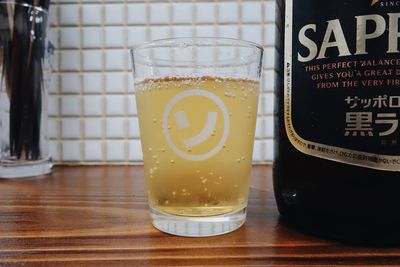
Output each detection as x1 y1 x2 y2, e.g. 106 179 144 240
131 37 263 237
0 1 52 178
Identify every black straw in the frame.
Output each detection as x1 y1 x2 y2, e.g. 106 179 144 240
1 0 50 160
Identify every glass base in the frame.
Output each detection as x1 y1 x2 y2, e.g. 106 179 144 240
150 207 246 237
0 157 53 179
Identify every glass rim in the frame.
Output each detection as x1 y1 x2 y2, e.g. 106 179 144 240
131 37 264 67
0 1 48 13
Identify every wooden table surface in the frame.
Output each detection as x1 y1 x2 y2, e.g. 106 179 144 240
0 166 399 266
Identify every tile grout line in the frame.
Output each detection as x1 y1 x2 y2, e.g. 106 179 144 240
123 0 130 162
146 0 151 41
191 0 196 37
169 0 176 76
79 0 85 163
214 0 219 37
55 21 275 28
191 0 197 64
101 0 107 163
238 0 242 40
55 0 63 163
57 0 276 4
168 0 173 38
260 0 267 162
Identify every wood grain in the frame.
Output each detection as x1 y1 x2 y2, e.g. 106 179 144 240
0 166 398 266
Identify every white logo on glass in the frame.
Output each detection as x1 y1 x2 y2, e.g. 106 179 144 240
162 89 230 161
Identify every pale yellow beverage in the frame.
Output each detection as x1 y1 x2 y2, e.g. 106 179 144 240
135 76 259 217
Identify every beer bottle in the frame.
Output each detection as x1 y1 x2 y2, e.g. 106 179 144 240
274 0 400 245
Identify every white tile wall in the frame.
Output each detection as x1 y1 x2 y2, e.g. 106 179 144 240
218 2 238 23
59 5 80 26
50 0 277 164
150 3 169 24
106 118 126 138
172 3 193 23
84 141 103 161
83 50 103 71
82 28 103 48
105 27 125 48
61 74 81 93
61 118 81 139
83 73 103 93
60 28 80 48
105 4 125 25
82 5 102 25
196 3 215 23
83 96 103 116
106 140 126 161
84 118 103 138
127 4 148 25
62 141 81 161
106 96 125 115
61 96 81 116
59 51 80 71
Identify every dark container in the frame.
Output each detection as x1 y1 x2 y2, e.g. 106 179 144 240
274 0 400 245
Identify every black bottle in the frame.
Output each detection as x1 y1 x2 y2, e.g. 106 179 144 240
274 0 400 245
